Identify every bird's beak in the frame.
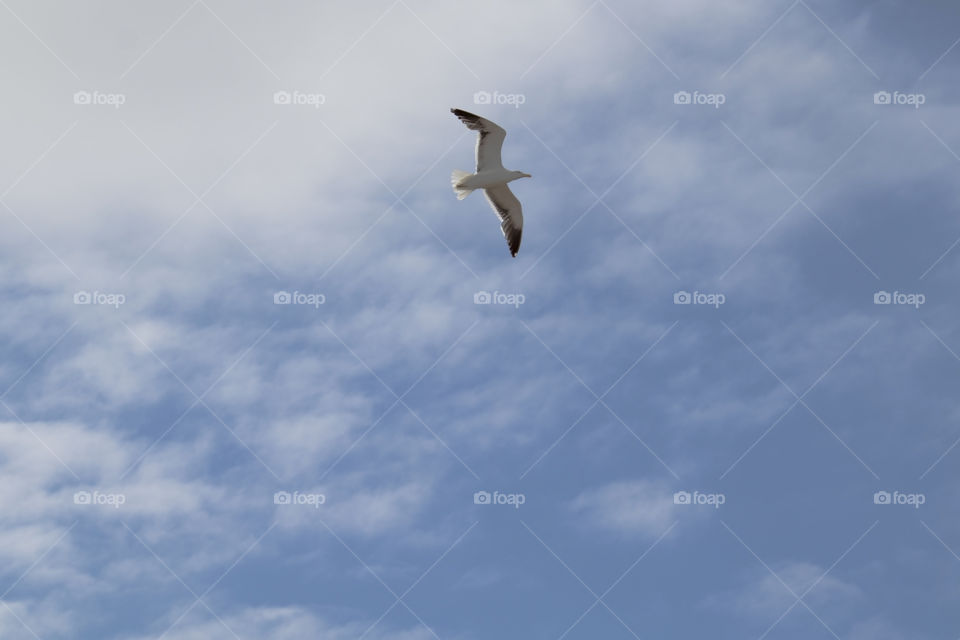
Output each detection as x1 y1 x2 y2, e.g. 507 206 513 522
523 173 532 178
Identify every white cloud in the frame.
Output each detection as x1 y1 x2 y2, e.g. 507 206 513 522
126 605 436 640
705 560 862 621
569 479 679 538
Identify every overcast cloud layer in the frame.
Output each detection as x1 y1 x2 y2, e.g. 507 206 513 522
1 1 959 638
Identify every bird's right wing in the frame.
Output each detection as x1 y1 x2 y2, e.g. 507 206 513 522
484 184 523 257
451 108 506 172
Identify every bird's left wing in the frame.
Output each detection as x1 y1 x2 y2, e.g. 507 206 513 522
451 108 506 172
484 184 523 257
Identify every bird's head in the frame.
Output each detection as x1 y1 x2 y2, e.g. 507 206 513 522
514 171 532 180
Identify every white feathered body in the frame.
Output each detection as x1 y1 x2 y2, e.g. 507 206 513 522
451 168 526 200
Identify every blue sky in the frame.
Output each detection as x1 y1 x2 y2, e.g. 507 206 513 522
1 0 959 638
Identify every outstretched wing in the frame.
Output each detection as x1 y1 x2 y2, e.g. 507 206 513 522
484 185 523 257
451 108 506 172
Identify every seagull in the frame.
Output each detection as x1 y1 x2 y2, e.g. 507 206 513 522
450 108 531 257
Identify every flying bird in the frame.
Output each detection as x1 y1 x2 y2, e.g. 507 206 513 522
450 108 531 257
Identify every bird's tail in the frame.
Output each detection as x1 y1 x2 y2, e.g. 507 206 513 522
451 170 474 200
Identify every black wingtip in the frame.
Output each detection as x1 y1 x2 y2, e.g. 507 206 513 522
507 232 521 257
